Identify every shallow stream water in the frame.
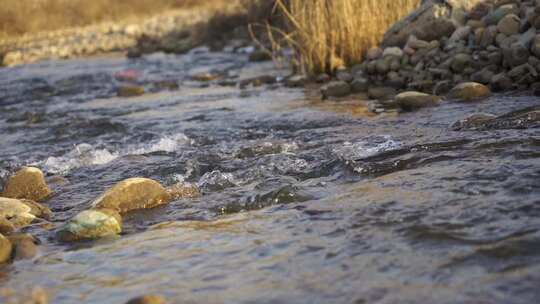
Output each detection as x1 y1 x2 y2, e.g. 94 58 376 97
0 49 539 304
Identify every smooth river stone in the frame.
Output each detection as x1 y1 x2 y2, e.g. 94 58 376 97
447 82 491 101
91 178 171 213
2 167 51 202
57 209 122 242
0 233 12 263
0 197 36 230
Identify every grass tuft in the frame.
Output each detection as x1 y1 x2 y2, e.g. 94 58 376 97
276 0 420 75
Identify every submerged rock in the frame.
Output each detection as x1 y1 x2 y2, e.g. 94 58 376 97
0 197 37 231
125 295 167 304
395 91 441 111
2 167 51 202
0 233 12 263
57 209 122 242
451 113 497 131
447 82 491 101
166 183 201 200
92 178 171 213
20 199 52 220
6 233 39 260
117 86 145 97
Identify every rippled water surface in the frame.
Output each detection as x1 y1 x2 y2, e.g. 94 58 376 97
0 49 539 304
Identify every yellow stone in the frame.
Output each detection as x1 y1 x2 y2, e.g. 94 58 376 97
2 167 51 202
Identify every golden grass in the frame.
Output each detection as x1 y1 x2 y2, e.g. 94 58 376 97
276 0 421 75
0 0 206 39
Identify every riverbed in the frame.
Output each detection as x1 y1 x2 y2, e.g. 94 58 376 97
0 48 539 304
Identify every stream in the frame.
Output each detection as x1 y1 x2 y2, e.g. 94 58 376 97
0 48 539 304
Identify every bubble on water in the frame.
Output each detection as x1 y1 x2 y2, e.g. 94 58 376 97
198 171 237 192
129 133 191 155
334 135 402 161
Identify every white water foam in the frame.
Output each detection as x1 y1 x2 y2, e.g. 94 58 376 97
334 135 402 161
37 133 191 175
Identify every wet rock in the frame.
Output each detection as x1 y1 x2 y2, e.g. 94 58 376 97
125 295 167 304
336 71 354 83
117 86 145 97
166 182 201 200
191 72 219 82
285 75 307 88
433 80 454 95
57 209 122 242
0 197 36 230
451 113 497 130
0 234 12 263
0 218 16 235
6 233 39 260
20 199 52 220
321 81 351 99
91 178 171 213
395 91 441 111
368 86 397 100
248 50 272 62
470 68 495 85
447 82 491 101
2 167 51 202
497 14 520 36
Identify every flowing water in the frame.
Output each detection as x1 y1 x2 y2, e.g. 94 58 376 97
0 48 539 304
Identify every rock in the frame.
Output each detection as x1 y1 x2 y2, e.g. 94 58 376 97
0 197 36 230
0 218 16 235
2 167 51 202
166 183 201 200
485 5 517 26
382 2 458 47
350 78 369 93
285 75 307 87
125 295 167 304
321 81 351 99
395 91 441 111
447 26 471 46
531 35 540 58
118 86 145 97
508 63 536 79
479 26 498 48
490 73 513 91
6 233 38 260
20 199 52 220
497 14 520 36
366 47 383 60
0 234 12 263
368 86 397 100
92 178 171 213
336 71 353 83
375 59 390 74
470 68 495 84
451 53 472 73
433 80 454 95
447 82 491 101
383 47 404 58
315 73 331 83
451 113 497 131
57 209 122 242
191 72 218 82
248 50 272 62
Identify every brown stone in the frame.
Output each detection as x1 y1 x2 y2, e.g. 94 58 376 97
91 178 171 213
6 233 38 260
0 233 12 263
2 167 51 202
447 82 491 101
125 295 167 304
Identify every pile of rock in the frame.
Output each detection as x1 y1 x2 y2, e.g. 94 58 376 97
0 166 200 264
319 0 540 111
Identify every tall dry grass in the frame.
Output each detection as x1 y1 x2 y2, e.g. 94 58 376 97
0 0 204 39
276 0 421 74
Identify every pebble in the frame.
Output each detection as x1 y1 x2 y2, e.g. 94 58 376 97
117 86 145 97
125 295 167 304
395 91 441 111
321 81 351 99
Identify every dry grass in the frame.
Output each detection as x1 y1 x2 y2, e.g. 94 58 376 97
276 0 421 75
0 0 206 39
